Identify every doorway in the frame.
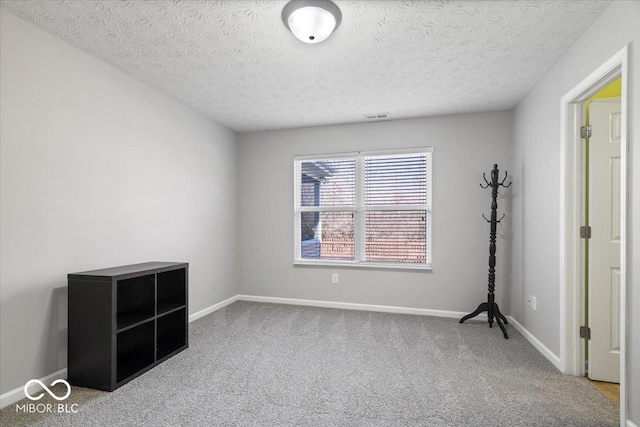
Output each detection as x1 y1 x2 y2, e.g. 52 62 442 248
586 92 621 384
560 46 628 427
584 85 621 400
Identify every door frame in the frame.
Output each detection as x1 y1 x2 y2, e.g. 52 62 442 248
559 45 628 426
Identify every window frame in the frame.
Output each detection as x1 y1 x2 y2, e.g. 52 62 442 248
293 147 433 270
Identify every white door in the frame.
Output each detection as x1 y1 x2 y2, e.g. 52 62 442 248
588 97 621 383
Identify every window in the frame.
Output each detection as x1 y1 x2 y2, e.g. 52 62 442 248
294 148 432 268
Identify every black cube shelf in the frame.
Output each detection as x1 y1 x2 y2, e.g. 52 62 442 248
68 262 188 391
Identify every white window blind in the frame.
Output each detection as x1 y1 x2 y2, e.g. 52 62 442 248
364 152 431 264
294 148 432 268
301 158 355 207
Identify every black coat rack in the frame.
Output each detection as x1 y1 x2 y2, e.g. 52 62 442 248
460 164 511 339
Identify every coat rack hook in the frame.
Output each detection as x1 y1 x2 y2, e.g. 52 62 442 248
482 214 491 222
497 213 505 222
480 173 490 188
500 171 512 187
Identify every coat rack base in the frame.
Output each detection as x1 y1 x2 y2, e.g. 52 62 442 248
460 302 509 339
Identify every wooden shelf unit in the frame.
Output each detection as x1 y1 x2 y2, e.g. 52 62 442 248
68 262 188 391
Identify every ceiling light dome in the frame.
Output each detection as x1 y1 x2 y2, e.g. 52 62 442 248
282 0 342 44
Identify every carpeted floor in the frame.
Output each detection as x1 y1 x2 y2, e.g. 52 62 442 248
0 301 619 426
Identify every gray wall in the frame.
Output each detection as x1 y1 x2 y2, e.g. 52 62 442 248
510 1 640 423
237 112 512 313
0 10 238 394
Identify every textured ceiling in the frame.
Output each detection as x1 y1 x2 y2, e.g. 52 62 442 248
1 1 610 132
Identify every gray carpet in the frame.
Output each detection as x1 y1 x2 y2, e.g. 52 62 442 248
0 301 619 426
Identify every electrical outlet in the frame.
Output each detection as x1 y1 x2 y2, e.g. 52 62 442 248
332 273 339 284
527 294 537 310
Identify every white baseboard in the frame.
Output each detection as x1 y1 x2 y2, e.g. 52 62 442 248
627 420 638 427
507 316 562 371
189 294 239 323
0 368 67 410
236 294 488 320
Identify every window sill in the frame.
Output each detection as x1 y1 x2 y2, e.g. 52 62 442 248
293 260 432 271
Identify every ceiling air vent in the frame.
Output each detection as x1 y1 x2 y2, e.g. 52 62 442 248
364 113 390 121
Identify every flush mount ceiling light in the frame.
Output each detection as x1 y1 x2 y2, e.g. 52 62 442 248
282 0 342 44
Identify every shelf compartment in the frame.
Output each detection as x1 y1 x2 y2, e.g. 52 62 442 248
116 313 154 332
157 303 186 317
157 308 187 360
116 320 154 383
116 274 155 327
157 268 186 308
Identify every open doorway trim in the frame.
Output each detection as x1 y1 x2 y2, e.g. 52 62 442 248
559 45 628 426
